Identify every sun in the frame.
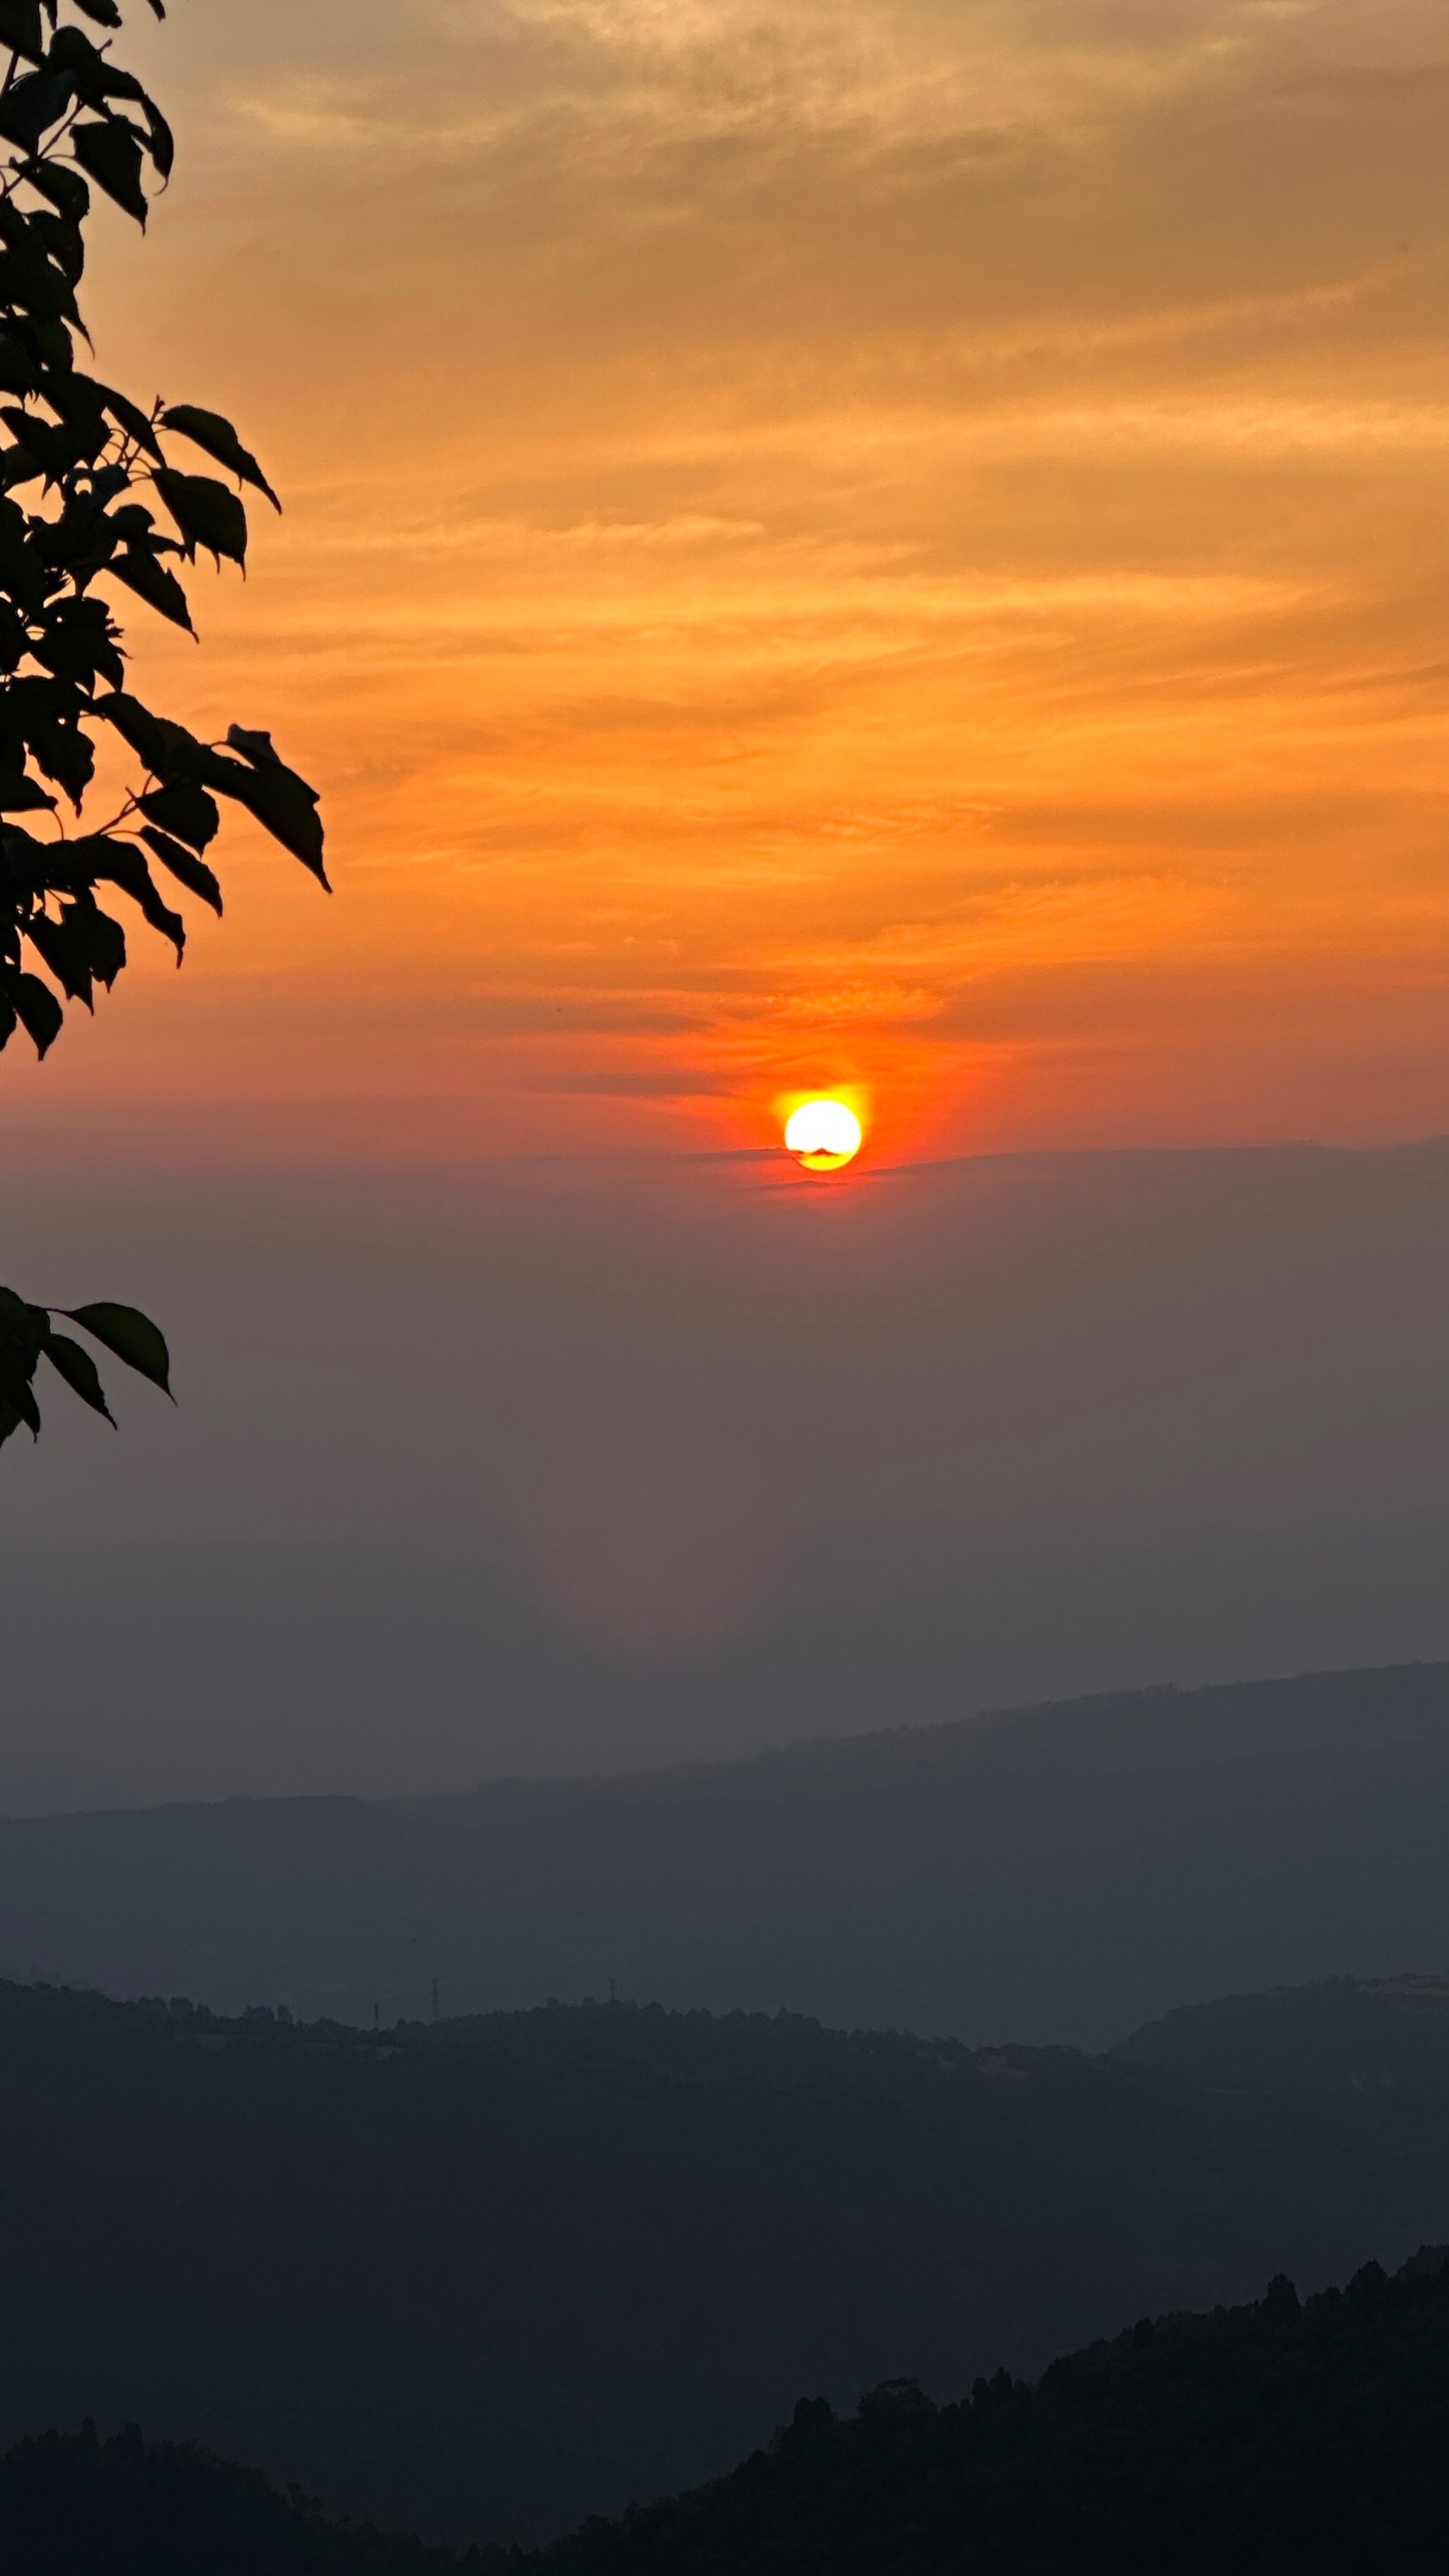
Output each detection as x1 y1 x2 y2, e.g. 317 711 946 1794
784 1098 863 1173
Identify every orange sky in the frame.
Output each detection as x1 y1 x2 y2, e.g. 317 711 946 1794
8 0 1449 1165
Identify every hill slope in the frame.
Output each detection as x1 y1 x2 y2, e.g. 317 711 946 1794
4 1661 1449 2042
6 2250 1448 2575
516 2248 1449 2576
2 1977 1449 2537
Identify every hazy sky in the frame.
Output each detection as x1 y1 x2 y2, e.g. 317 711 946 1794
4 1 1449 1810
6 0 1449 1160
6 1137 1449 1810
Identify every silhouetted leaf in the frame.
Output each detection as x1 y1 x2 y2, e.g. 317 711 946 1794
139 824 221 913
21 159 89 222
49 29 146 104
25 898 124 1001
91 377 161 459
64 1300 171 1394
96 691 210 781
142 99 173 182
153 466 246 567
0 0 45 65
0 495 50 609
30 208 84 287
11 965 61 1052
226 723 282 766
107 543 193 631
138 778 218 849
25 718 93 803
161 405 280 511
70 0 123 25
41 1328 114 1421
24 908 87 1001
0 768 55 810
0 236 78 327
83 834 185 953
212 736 328 885
0 1363 40 1436
71 117 149 226
0 71 72 153
0 330 39 395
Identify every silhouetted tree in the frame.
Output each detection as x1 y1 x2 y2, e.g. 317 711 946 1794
0 0 324 1444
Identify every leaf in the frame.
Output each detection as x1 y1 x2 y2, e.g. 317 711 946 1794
142 99 173 182
24 900 123 1001
83 834 185 953
93 378 162 460
153 466 247 568
0 70 73 152
25 896 126 996
30 208 84 287
95 691 210 781
24 907 88 1002
21 159 89 222
41 1329 114 1422
48 29 141 100
225 723 282 766
0 1285 44 1437
0 1370 39 1437
139 824 221 913
212 740 328 887
71 116 149 227
12 965 62 1053
160 405 280 512
0 238 78 328
0 0 44 64
64 1300 171 1395
25 718 93 803
0 493 50 609
107 543 194 633
0 330 39 394
0 1282 47 1355
138 779 219 850
70 0 123 23
0 769 55 810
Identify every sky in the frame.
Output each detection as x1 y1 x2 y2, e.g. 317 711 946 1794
6 0 1449 1162
4 0 1449 1809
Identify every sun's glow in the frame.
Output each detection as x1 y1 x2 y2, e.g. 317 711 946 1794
784 1098 864 1171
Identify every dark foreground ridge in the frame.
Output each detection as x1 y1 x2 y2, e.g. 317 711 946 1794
4 1974 1449 2538
8 2250 1449 2575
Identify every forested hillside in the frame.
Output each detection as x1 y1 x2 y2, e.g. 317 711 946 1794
4 1662 1448 2042
1 1975 1448 2537
6 2251 1448 2575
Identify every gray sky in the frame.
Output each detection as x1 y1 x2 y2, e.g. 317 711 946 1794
4 1133 1449 1812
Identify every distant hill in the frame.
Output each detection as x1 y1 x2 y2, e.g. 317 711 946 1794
427 1657 1449 1800
4 1975 1449 2539
7 2250 1449 2574
3 1662 1449 2041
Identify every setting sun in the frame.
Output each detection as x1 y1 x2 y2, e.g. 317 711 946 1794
784 1100 864 1173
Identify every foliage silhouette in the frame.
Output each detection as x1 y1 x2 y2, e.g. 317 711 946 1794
0 0 323 1445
